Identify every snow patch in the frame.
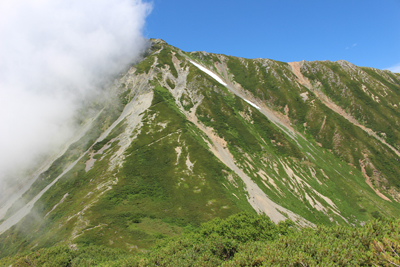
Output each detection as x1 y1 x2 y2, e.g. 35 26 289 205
243 99 261 110
189 61 227 86
189 61 260 113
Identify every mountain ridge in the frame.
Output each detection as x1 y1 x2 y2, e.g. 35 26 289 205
1 38 400 257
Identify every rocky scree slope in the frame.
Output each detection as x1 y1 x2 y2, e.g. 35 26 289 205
1 39 400 256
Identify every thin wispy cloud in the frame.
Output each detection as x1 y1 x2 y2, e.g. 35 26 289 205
346 43 357 50
386 63 400 73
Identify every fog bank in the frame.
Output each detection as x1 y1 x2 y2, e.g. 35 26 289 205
0 0 152 199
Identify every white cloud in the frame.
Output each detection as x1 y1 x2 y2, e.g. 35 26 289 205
386 63 400 73
345 43 357 50
0 0 152 191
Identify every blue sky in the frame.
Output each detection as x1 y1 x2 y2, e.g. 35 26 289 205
145 0 400 72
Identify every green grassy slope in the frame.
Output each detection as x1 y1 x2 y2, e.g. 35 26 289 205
300 61 400 191
185 47 400 223
1 39 400 260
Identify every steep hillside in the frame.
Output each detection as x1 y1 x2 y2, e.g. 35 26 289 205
1 39 400 258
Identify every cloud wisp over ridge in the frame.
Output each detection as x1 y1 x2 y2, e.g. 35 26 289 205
387 63 400 73
0 0 152 201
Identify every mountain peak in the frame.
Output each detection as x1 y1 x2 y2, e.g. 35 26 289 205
1 40 400 257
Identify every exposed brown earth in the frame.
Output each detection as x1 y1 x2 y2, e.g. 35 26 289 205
359 158 391 202
289 61 398 202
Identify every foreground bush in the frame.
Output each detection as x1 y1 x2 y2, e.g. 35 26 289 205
1 213 399 266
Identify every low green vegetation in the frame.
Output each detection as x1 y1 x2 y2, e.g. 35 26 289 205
1 213 400 266
184 55 400 224
2 39 400 266
75 85 253 250
225 54 400 200
119 86 131 105
92 120 127 152
227 57 309 125
135 56 155 74
155 46 178 78
165 77 175 89
300 61 400 189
